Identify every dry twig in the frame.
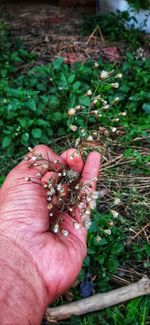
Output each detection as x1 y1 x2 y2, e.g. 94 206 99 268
45 276 150 322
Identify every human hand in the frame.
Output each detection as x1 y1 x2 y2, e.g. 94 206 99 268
0 145 100 323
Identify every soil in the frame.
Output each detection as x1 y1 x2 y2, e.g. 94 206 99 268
3 1 125 65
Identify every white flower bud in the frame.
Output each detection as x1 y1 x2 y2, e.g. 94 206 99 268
94 62 99 68
86 89 92 96
111 210 119 218
75 105 82 110
112 118 120 122
111 127 117 133
119 111 127 116
111 83 119 88
68 108 76 116
69 124 78 132
102 105 110 110
104 229 111 235
92 99 98 105
100 70 109 79
96 235 101 242
115 73 122 79
87 135 94 141
112 97 120 103
114 198 121 205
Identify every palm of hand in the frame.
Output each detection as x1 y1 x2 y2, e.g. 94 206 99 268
0 145 100 302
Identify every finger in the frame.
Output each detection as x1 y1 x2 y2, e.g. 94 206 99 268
80 151 101 189
71 151 101 227
60 149 84 173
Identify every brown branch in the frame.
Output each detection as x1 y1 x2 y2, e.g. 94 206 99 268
45 276 150 322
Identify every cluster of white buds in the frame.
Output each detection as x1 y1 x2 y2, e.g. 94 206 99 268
24 148 100 235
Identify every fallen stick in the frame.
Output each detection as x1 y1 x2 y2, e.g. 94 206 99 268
45 276 150 323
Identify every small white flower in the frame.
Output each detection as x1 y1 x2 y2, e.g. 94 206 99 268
86 89 92 96
73 222 81 230
100 70 109 79
112 118 120 122
91 110 99 115
92 99 98 105
111 210 119 218
114 198 121 205
104 229 111 235
61 229 69 237
110 127 117 133
68 108 76 116
119 112 127 116
86 135 94 141
101 99 108 105
115 73 122 79
52 223 59 233
69 124 78 132
96 235 101 242
102 105 110 110
112 97 120 103
92 191 99 200
94 62 99 68
111 83 119 88
75 105 82 110
89 200 97 210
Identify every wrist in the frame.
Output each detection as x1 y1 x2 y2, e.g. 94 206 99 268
0 235 48 325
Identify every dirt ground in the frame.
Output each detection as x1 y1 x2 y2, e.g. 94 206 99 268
3 0 124 65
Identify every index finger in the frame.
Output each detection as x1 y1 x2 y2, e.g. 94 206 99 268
80 151 101 189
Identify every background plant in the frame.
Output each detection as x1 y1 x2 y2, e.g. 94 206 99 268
80 11 148 49
127 0 150 10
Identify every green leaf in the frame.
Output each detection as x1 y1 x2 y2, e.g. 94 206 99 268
83 255 90 267
68 74 76 84
73 81 81 92
31 128 42 138
19 117 27 127
2 136 11 148
143 103 150 114
21 132 29 144
52 112 62 121
53 58 64 70
79 95 91 107
26 100 36 111
49 96 60 107
0 175 5 186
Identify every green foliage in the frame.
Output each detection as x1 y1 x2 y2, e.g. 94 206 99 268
1 46 150 154
127 0 150 10
81 11 147 49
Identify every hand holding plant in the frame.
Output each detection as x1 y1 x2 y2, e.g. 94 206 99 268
0 144 100 324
